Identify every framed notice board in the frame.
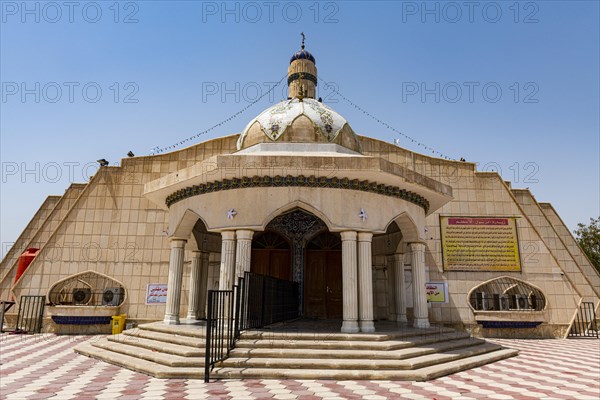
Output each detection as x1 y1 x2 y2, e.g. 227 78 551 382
440 216 521 272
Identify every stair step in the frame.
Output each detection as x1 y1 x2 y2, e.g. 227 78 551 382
223 342 500 370
229 337 484 360
75 342 203 379
235 331 471 351
239 326 455 342
138 322 208 339
108 334 204 357
122 328 205 348
91 338 205 368
213 348 518 381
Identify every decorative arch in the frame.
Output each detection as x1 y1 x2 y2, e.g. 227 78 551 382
390 212 421 243
170 209 205 239
467 276 547 312
261 200 334 232
47 270 127 307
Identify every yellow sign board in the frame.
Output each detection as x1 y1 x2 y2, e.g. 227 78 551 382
440 216 521 271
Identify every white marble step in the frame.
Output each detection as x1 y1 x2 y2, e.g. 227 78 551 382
75 342 204 379
235 331 471 351
222 342 501 370
213 348 518 381
108 334 204 357
91 338 205 368
229 337 484 360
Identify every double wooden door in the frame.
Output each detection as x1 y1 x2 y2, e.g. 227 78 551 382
304 250 342 319
250 249 291 281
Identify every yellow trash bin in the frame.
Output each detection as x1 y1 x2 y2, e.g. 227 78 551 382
111 314 126 334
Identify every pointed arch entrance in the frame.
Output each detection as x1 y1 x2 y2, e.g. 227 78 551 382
251 208 335 315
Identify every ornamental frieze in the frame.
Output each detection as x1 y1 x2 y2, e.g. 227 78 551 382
165 175 430 212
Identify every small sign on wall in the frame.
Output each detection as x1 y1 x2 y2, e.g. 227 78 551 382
426 282 449 303
146 284 168 304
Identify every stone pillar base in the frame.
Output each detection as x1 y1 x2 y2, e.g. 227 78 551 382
396 314 408 323
360 320 375 333
163 315 179 325
413 318 430 329
341 320 360 333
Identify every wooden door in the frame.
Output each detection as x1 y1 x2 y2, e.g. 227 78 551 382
269 250 291 281
305 252 326 318
250 249 291 281
251 249 270 276
305 250 342 319
325 251 343 318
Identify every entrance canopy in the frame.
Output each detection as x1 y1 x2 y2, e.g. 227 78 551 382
144 144 453 239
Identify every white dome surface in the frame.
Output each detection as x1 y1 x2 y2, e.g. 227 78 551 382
237 98 351 150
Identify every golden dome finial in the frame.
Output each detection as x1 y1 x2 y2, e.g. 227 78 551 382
301 32 305 50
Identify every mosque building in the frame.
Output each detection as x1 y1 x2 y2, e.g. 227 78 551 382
1 41 598 379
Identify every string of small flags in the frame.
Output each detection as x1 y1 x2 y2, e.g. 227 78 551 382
318 76 454 160
150 74 288 155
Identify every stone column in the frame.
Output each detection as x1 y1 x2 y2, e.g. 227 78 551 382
196 252 210 319
164 238 187 325
218 231 236 290
186 251 202 320
391 253 407 323
341 231 359 333
410 242 430 329
235 230 254 280
358 232 375 333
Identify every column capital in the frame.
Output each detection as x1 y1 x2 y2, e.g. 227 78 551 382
235 229 254 241
221 231 236 241
340 231 357 241
170 238 187 248
357 232 373 242
409 242 426 252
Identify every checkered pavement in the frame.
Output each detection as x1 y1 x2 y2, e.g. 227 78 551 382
1 334 598 399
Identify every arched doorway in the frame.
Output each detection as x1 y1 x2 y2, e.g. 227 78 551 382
250 231 292 281
304 232 343 319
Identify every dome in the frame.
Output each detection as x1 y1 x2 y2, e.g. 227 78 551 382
290 49 316 64
236 98 361 152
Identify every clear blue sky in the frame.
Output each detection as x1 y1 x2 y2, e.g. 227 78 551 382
1 1 599 255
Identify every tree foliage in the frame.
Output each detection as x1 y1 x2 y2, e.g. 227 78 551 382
574 217 600 273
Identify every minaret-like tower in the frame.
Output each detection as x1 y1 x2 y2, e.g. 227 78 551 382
288 33 317 99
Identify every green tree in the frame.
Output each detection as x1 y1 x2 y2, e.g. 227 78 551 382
574 217 600 273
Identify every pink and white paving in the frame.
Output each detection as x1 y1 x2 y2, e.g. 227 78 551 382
1 334 598 400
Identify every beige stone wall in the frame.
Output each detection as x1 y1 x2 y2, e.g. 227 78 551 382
0 195 61 298
512 189 599 303
8 135 237 321
360 136 597 336
1 184 87 300
3 132 597 338
540 203 600 299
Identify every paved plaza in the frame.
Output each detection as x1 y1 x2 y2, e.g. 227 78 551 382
0 334 598 399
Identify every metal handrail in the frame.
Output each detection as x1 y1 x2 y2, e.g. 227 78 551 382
569 302 599 338
204 272 300 382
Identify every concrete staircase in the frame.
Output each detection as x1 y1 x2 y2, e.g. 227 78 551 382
75 320 518 381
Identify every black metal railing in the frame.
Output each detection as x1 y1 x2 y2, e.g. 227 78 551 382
471 293 545 312
569 302 599 338
204 272 300 382
237 272 299 331
14 295 46 334
204 289 236 382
